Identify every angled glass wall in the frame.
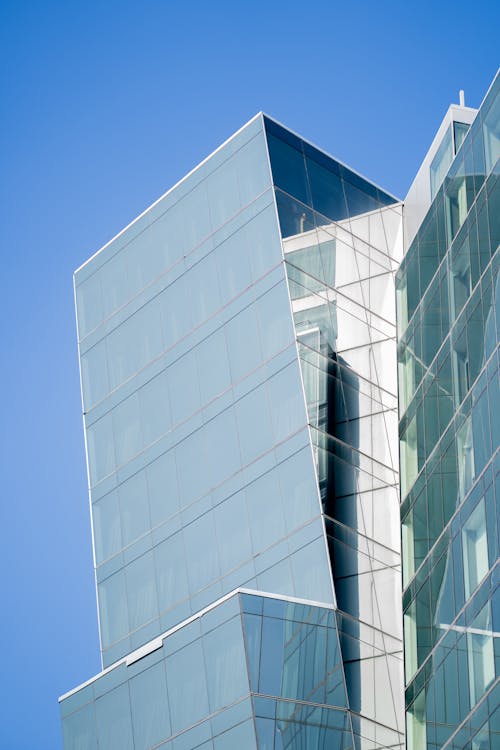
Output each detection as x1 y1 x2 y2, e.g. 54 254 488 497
75 115 333 669
264 117 405 750
397 71 500 750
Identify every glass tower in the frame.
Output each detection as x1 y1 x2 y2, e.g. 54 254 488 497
60 114 405 749
397 72 500 749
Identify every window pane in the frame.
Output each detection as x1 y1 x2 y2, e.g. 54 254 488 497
430 127 453 199
462 499 488 598
166 640 210 733
87 414 115 485
94 490 122 563
129 661 170 750
125 551 158 631
119 472 150 547
98 571 128 648
203 617 248 711
184 513 220 593
147 450 180 527
155 532 189 608
95 684 133 750
113 394 142 467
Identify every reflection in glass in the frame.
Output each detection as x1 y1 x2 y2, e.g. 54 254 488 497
483 81 500 172
462 499 488 598
406 689 426 750
430 127 453 200
467 602 494 708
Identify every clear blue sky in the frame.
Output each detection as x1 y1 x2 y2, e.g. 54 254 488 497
0 1 498 747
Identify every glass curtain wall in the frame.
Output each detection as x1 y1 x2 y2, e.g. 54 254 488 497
60 592 353 750
74 115 333 669
264 117 405 750
397 72 500 750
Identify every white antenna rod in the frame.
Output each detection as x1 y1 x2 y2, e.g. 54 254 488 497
459 89 465 106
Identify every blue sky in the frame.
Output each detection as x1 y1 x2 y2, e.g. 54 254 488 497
0 1 498 747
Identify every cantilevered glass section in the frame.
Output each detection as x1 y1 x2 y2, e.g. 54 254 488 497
60 591 355 750
397 71 500 750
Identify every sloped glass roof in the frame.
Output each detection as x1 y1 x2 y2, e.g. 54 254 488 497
263 115 398 237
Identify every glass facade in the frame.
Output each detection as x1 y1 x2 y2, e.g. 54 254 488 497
397 72 500 749
61 592 354 750
264 116 405 748
61 99 462 749
75 116 334 669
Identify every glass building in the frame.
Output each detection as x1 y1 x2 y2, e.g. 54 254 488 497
397 72 500 749
60 113 405 749
60 70 500 749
